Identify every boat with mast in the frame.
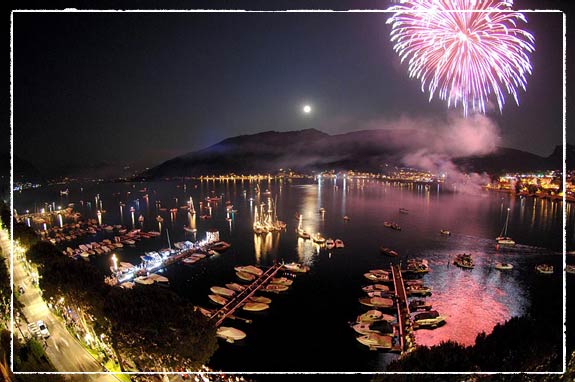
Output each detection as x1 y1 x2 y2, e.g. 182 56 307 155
496 208 515 246
296 214 311 239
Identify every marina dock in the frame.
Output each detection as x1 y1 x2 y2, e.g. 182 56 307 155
210 263 284 326
391 264 415 354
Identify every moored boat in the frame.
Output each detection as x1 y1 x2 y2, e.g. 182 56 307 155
359 296 394 308
535 264 554 274
356 333 393 350
216 326 246 343
405 285 432 296
453 253 474 269
236 271 256 282
440 229 451 236
362 284 390 293
413 310 446 328
262 284 289 293
225 283 246 292
248 296 272 304
234 265 263 276
335 239 345 248
352 320 394 336
210 286 236 298
283 262 309 273
566 265 575 274
409 299 432 311
208 294 228 306
495 262 513 270
356 309 396 323
242 302 269 311
270 277 293 286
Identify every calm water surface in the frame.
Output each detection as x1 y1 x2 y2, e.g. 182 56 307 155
14 178 569 372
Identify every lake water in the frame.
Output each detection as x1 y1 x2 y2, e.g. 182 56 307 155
13 178 569 372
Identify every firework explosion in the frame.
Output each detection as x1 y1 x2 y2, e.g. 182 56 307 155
387 0 535 115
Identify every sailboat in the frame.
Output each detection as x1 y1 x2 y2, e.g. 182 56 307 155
496 208 515 246
296 214 310 239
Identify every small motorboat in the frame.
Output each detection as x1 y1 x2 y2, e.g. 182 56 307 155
440 229 451 236
408 299 432 311
359 296 394 308
242 302 269 311
362 284 390 293
225 283 246 292
356 309 396 323
356 333 393 350
234 265 263 276
413 310 446 329
351 320 394 336
262 284 289 293
495 262 513 270
208 294 228 306
210 286 236 298
535 264 554 274
283 262 310 273
248 296 272 304
216 326 246 343
335 239 345 248
236 271 256 282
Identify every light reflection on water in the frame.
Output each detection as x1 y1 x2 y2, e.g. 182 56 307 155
14 178 567 371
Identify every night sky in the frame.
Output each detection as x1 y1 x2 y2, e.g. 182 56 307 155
8 0 575 174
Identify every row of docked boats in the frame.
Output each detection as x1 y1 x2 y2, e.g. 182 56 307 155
206 262 307 343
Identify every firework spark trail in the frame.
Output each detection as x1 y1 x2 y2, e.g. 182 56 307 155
387 0 535 115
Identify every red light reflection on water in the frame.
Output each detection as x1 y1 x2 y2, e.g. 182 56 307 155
414 266 520 347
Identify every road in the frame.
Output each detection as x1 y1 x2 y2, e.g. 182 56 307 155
1 229 123 381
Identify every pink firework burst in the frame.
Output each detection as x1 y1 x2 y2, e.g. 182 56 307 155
387 0 535 115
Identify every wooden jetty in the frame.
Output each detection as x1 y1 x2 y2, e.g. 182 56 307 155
390 264 415 354
210 263 284 326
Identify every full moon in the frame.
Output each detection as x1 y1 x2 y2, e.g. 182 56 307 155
303 105 312 114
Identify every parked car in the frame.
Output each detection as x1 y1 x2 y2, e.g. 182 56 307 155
37 320 50 338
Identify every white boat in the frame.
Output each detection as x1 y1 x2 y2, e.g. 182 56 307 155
362 284 389 293
363 272 390 283
495 262 513 270
335 239 345 248
148 274 169 283
225 283 246 292
413 310 446 328
134 276 154 285
208 294 228 306
262 284 289 293
242 302 269 311
210 286 236 298
535 264 554 274
216 326 246 343
283 262 309 273
359 296 394 308
312 233 326 244
356 333 393 350
352 321 394 336
440 229 451 236
496 208 515 246
248 296 272 304
236 271 256 282
270 277 293 286
356 309 396 323
566 265 575 274
234 265 263 276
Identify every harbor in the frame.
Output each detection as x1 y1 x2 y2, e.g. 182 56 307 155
13 178 566 372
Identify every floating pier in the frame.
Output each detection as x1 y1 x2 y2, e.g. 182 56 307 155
210 263 284 326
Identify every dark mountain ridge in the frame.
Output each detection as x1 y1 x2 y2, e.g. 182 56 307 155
140 128 573 179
